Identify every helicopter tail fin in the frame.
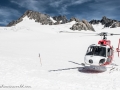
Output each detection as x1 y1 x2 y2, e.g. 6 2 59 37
116 39 120 57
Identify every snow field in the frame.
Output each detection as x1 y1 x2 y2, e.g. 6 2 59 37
0 17 120 90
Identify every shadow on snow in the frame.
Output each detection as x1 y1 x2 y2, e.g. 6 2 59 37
49 61 104 73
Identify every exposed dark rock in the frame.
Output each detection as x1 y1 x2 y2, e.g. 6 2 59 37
89 20 101 24
89 16 119 28
49 22 54 25
111 22 120 28
69 17 80 22
7 18 23 26
82 20 94 31
54 21 61 25
53 15 68 24
7 10 54 26
70 19 95 31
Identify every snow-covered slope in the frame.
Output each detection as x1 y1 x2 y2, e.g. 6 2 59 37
0 17 120 90
92 23 104 31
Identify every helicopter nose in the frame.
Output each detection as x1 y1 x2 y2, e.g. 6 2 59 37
89 59 93 64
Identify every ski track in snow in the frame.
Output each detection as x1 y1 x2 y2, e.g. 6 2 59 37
0 17 120 90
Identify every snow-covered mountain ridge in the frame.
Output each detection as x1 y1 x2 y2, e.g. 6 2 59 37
90 16 120 28
7 10 120 31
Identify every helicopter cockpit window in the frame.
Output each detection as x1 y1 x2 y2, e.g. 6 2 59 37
86 46 106 57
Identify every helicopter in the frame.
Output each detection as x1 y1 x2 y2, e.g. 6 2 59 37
80 32 120 72
60 31 120 72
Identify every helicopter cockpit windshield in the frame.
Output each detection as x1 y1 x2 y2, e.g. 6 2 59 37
86 45 106 57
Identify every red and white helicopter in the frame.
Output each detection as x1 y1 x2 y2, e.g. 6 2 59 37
60 31 120 72
82 32 120 72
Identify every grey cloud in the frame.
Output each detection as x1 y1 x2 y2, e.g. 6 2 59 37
49 0 92 15
49 0 65 7
0 7 21 25
0 7 21 17
10 0 47 12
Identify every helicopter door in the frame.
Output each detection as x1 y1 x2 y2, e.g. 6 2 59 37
106 48 113 63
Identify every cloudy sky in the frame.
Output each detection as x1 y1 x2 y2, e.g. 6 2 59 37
0 0 120 26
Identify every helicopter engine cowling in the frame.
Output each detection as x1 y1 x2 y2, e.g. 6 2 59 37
84 55 106 66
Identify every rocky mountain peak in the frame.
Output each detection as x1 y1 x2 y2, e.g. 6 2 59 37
69 17 80 22
89 16 119 28
53 15 68 24
102 16 107 20
70 19 95 31
7 10 54 26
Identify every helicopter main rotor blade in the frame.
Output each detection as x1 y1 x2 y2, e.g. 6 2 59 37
59 31 97 34
79 35 98 37
110 34 120 35
59 31 120 36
